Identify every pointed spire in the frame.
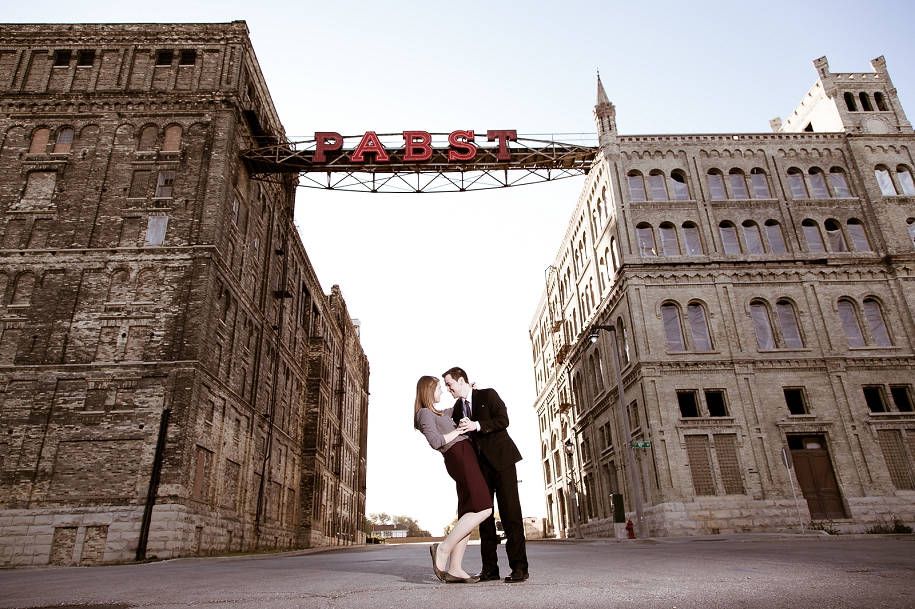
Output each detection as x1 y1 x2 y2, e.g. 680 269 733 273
596 72 611 106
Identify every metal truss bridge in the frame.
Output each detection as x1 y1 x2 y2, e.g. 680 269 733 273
241 133 598 194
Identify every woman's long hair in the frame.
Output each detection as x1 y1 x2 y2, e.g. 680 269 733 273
414 375 443 429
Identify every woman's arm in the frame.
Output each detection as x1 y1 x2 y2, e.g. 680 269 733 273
416 409 463 449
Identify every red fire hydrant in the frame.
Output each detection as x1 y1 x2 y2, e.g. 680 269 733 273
625 519 635 539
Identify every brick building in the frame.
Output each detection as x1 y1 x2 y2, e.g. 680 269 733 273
0 22 369 566
531 56 915 537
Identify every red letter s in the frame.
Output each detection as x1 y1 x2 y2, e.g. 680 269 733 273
448 130 477 162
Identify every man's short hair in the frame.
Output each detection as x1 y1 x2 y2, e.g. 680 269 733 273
442 367 468 383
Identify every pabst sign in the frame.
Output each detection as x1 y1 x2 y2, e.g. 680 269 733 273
312 130 518 164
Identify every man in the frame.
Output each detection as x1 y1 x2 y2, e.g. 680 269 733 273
444 366 529 583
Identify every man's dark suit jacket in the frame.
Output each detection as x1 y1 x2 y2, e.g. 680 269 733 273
452 388 522 471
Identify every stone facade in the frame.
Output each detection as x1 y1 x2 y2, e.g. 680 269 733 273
531 57 915 538
0 22 369 566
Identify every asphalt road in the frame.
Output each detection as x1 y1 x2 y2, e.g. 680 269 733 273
2 536 913 609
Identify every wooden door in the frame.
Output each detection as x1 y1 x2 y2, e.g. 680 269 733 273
792 448 847 519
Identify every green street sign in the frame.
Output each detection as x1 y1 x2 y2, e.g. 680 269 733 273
631 441 651 449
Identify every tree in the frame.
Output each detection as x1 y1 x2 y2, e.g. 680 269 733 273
366 513 430 537
368 512 391 525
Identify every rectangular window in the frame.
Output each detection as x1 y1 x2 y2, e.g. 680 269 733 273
53 50 72 67
863 386 887 413
17 172 57 210
77 50 95 67
677 391 700 418
877 429 915 491
144 216 169 247
784 388 808 415
179 49 197 65
129 170 150 198
705 390 728 417
890 386 914 412
750 173 771 198
156 50 174 66
685 435 716 495
715 434 745 494
154 171 175 198
628 400 640 430
192 447 211 500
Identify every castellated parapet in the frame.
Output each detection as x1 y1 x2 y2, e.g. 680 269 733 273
0 23 369 565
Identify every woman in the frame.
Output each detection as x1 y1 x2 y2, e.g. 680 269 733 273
414 375 493 583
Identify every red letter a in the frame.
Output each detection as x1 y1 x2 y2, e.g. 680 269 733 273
403 131 433 162
350 131 390 163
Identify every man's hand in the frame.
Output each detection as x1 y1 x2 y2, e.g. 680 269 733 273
457 417 478 434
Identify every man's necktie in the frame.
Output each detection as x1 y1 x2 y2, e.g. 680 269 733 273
463 399 471 418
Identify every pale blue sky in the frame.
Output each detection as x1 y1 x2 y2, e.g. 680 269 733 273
7 1 914 536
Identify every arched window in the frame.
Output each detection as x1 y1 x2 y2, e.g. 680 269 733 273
627 172 646 201
896 166 915 195
750 168 771 199
875 166 897 195
610 237 620 270
787 168 808 199
775 300 803 348
162 125 182 151
844 92 858 112
764 220 788 254
648 170 668 201
742 220 764 254
136 269 158 302
846 219 871 252
837 299 865 347
659 222 680 256
107 270 130 303
661 303 685 351
874 92 889 112
859 92 873 112
682 222 702 255
749 300 776 350
594 348 606 388
829 167 852 198
687 302 713 350
11 273 35 306
808 168 830 198
53 128 74 153
728 169 749 199
669 170 690 201
907 218 915 248
139 125 158 151
636 223 656 257
29 128 50 154
863 298 891 347
824 219 848 252
707 170 727 200
719 221 740 254
802 219 826 253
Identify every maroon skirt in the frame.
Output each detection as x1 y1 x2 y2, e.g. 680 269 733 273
443 440 493 517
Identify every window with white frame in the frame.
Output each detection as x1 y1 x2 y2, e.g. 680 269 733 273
636 223 656 257
728 169 749 199
659 222 680 256
154 171 175 198
648 171 668 201
627 172 646 201
829 167 852 198
875 166 897 195
749 168 771 198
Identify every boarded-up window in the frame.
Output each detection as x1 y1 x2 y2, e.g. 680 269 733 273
0 328 21 364
139 126 157 150
17 172 57 209
715 434 745 494
49 527 77 566
11 273 35 306
80 526 109 565
107 270 130 302
50 439 142 498
3 219 27 249
29 128 50 154
222 460 241 510
163 125 182 151
95 327 120 361
135 270 158 302
144 216 168 246
118 217 143 247
685 435 716 496
129 170 150 198
877 429 915 490
123 325 148 361
192 446 212 501
27 219 51 249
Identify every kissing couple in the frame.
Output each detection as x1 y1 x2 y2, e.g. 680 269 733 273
413 367 529 583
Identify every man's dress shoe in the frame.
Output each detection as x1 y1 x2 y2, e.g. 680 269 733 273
473 570 501 582
504 569 529 583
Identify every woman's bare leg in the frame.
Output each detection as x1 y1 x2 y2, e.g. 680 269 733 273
436 508 491 577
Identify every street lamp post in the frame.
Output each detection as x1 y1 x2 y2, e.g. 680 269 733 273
589 324 646 538
563 439 584 539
